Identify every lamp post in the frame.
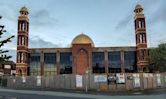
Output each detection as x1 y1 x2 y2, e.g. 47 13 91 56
85 69 89 93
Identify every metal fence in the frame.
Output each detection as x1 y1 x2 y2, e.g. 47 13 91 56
6 73 166 91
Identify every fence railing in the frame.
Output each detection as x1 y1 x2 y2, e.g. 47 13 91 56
6 73 166 91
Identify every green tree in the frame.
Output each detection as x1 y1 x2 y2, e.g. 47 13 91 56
149 43 166 72
0 16 15 67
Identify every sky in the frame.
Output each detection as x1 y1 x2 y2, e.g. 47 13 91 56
0 0 166 62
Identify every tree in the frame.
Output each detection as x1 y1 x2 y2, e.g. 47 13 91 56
0 16 15 67
149 43 166 72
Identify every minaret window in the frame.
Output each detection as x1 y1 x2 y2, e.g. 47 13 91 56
21 53 24 63
17 52 23 63
142 21 145 28
19 22 21 31
135 20 137 29
136 34 139 43
21 36 25 45
22 23 24 31
138 20 142 28
139 33 145 43
17 52 20 63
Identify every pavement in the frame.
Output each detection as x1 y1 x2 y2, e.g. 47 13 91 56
4 87 166 96
0 88 165 99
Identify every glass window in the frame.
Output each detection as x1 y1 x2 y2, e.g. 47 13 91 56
29 53 40 76
92 52 105 73
60 52 72 74
108 52 121 73
124 51 137 72
44 53 56 76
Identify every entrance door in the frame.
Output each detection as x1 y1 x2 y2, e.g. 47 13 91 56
76 49 88 74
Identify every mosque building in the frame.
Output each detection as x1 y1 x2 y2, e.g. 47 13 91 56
16 4 149 76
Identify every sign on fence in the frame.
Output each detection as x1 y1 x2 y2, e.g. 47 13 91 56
108 75 116 84
76 75 83 87
156 74 161 86
116 73 125 84
22 76 26 83
36 76 41 86
94 75 107 83
133 74 140 88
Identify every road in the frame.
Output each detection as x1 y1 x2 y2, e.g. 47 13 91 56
0 89 166 99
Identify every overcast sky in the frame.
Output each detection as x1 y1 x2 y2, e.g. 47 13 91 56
0 0 166 62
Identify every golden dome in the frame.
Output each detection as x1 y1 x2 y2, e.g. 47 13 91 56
72 33 94 47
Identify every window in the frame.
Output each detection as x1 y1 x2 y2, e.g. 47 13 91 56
21 36 25 45
29 53 40 76
138 20 142 28
108 52 121 73
139 33 145 43
124 51 137 72
17 52 24 63
21 53 24 63
44 53 56 76
60 52 72 74
92 52 105 73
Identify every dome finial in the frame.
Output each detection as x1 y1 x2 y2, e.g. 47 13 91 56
20 6 29 16
134 1 143 14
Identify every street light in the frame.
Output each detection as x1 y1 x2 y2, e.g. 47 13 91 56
85 69 89 93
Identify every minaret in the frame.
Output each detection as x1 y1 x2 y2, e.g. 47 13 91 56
16 6 29 76
134 4 149 72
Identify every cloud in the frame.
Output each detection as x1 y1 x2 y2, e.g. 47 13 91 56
1 32 63 62
149 2 166 24
29 35 62 48
115 0 164 30
115 14 132 29
0 3 17 22
30 9 59 28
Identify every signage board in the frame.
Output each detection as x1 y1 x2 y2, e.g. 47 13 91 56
133 74 140 88
116 73 125 84
156 74 161 86
4 65 11 69
94 75 107 83
76 75 83 87
11 70 16 75
13 79 16 83
22 76 26 83
108 74 116 84
37 76 41 86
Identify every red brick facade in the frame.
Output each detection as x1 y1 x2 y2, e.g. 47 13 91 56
16 6 29 76
72 44 92 74
134 4 149 72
